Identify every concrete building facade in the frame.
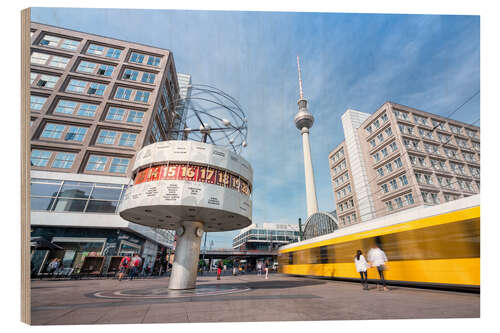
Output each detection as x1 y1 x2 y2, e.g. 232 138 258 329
232 223 300 251
329 102 480 228
28 22 187 275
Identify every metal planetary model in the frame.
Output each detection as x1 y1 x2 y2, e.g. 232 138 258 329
118 85 252 290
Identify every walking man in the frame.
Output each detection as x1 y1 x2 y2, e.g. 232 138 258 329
367 241 389 291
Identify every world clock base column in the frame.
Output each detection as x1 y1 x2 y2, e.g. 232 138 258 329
168 221 204 290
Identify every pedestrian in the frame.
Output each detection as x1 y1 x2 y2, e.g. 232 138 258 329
367 241 389 291
129 253 142 280
354 250 369 290
217 261 222 280
118 254 131 281
257 262 262 276
264 260 269 279
46 258 58 277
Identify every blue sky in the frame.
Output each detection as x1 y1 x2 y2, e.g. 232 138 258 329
31 8 480 248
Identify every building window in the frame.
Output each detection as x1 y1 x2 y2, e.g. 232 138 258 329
39 35 60 47
395 197 403 208
106 107 125 121
30 52 50 65
118 133 137 147
389 141 398 152
421 191 430 203
129 52 145 64
431 193 440 204
86 155 108 171
109 158 130 173
97 64 114 77
31 150 52 167
87 44 105 56
381 147 388 157
381 113 388 122
377 167 384 177
97 130 117 145
381 184 389 193
399 174 408 186
389 179 398 190
366 125 372 134
123 69 139 81
88 82 106 96
41 123 65 139
61 39 80 51
424 174 433 185
372 152 380 162
31 73 59 89
134 90 150 103
77 61 97 73
385 201 393 211
127 110 144 123
385 127 392 137
77 103 98 117
141 72 156 83
48 56 70 69
417 156 426 167
64 126 87 142
30 95 47 110
385 162 393 173
369 139 376 148
147 55 161 66
394 157 402 168
377 133 384 143
106 48 122 59
404 193 414 205
115 87 132 100
374 119 380 129
66 79 87 93
52 152 76 169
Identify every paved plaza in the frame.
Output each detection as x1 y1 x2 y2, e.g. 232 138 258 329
31 273 479 325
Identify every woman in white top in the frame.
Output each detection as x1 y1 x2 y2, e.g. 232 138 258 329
354 250 369 290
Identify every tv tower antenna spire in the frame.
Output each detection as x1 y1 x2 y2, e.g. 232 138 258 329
294 56 319 217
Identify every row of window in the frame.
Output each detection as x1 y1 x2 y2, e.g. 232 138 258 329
366 112 389 135
332 160 347 176
369 126 393 148
38 123 138 147
334 171 349 188
415 172 477 192
339 212 357 226
31 72 151 103
380 174 409 194
337 199 354 213
393 109 479 139
336 184 352 200
376 157 403 177
330 148 345 164
31 149 130 174
37 34 163 67
30 178 128 213
371 141 398 163
385 193 415 211
30 96 146 124
31 52 159 84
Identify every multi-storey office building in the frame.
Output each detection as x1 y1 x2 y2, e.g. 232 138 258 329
329 102 480 228
28 22 185 275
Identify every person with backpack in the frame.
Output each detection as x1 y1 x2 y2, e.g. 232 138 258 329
118 255 131 281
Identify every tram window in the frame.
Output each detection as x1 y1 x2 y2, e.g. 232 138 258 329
320 246 328 264
288 252 294 265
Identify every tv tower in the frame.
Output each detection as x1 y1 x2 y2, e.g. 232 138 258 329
294 56 319 217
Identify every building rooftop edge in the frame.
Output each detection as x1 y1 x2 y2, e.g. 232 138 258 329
31 21 174 55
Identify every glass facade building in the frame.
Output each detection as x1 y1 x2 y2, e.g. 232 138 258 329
232 223 300 251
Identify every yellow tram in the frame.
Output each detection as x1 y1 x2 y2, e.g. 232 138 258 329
278 195 480 291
